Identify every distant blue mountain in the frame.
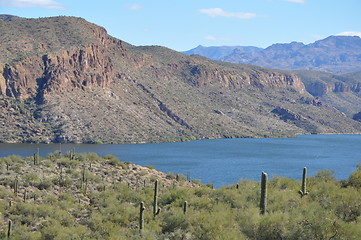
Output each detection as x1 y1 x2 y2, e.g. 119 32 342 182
183 36 361 74
182 45 262 61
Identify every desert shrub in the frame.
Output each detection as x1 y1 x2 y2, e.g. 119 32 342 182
47 151 61 160
256 211 291 240
36 179 53 190
84 171 101 183
103 154 118 162
103 154 128 169
22 172 40 186
13 163 22 173
40 219 82 240
337 221 361 240
5 223 41 240
191 179 201 184
236 207 261 238
7 155 23 163
52 208 74 227
59 177 73 188
58 157 81 168
312 169 337 182
270 176 299 190
1 177 13 187
85 153 100 161
161 208 190 233
159 188 186 205
347 168 361 188
333 187 361 222
188 205 245 240
166 172 176 180
145 165 155 170
176 173 187 182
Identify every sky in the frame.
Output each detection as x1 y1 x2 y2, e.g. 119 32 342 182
0 0 360 51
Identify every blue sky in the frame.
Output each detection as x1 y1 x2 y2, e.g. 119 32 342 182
0 0 360 51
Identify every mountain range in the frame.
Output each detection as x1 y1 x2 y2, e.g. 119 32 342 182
0 15 361 143
183 36 361 74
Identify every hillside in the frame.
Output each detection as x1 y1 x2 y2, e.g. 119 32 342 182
1 15 361 143
184 36 361 74
0 153 360 239
295 70 361 118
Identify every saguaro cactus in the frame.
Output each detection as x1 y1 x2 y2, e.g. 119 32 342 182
13 178 18 197
82 167 86 182
298 167 309 197
59 166 63 184
139 202 145 230
33 153 38 165
153 180 161 217
260 171 268 215
33 147 40 165
23 190 27 203
183 201 188 215
7 220 12 239
69 148 75 160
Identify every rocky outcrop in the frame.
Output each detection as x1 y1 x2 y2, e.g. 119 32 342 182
353 112 361 122
182 63 305 93
0 44 121 100
271 107 305 121
305 81 360 96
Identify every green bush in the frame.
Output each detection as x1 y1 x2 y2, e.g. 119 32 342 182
347 168 361 188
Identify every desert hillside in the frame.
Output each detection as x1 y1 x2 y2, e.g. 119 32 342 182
1 16 361 143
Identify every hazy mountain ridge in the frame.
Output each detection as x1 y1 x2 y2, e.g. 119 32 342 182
0 15 361 143
183 45 262 61
184 36 361 74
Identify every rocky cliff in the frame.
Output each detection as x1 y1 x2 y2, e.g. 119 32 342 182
1 16 360 143
304 80 361 96
1 45 117 101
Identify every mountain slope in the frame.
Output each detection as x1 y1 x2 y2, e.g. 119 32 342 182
1 16 360 143
184 36 361 74
295 70 361 118
182 45 262 61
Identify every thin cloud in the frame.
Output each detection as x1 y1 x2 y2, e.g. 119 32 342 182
284 0 305 3
336 31 361 38
0 0 64 9
203 35 233 41
200 8 258 19
126 4 143 11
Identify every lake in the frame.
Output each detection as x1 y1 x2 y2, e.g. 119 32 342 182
0 134 360 188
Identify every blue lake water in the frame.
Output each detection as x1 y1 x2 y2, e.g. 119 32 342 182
0 134 360 188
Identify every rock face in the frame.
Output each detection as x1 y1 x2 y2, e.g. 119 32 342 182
304 81 359 96
183 63 305 93
271 107 304 121
0 17 126 101
1 45 116 100
353 112 361 122
0 16 361 143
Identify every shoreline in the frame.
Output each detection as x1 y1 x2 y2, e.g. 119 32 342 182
1 132 361 145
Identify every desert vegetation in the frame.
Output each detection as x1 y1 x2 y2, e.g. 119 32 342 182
0 152 360 239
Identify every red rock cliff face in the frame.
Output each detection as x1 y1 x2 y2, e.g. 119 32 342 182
0 21 126 100
178 63 305 93
306 81 361 96
0 44 118 100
